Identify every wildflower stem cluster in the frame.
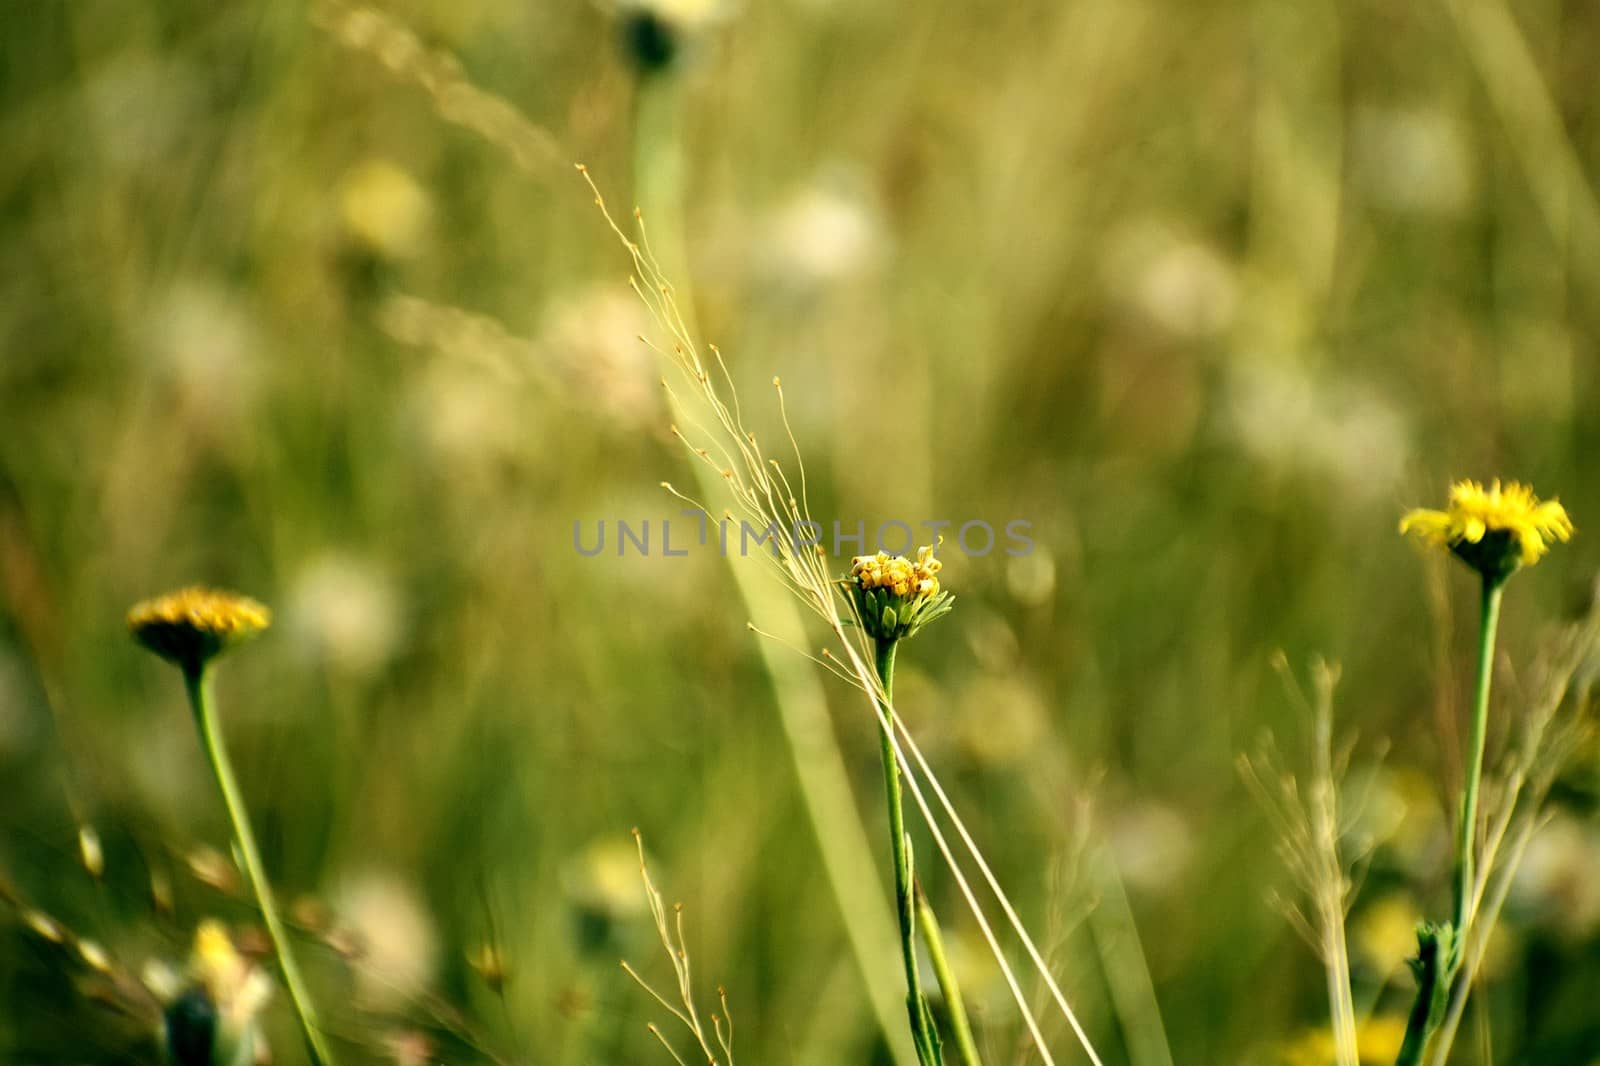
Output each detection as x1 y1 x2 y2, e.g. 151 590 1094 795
1393 479 1574 1065
128 588 335 1065
869 618 980 1066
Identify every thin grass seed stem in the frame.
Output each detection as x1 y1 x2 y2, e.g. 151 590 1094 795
1311 687 1358 1066
183 667 335 1066
1427 807 1540 1066
627 73 914 1061
1454 578 1503 949
886 708 1101 1064
875 639 942 1066
915 883 983 1066
829 628 1061 1065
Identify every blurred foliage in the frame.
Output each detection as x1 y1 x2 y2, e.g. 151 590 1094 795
3 0 1600 1062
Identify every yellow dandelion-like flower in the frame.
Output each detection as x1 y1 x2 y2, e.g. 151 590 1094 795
1275 1014 1409 1066
848 546 953 642
1400 479 1573 581
852 549 943 600
193 919 245 992
127 587 271 674
187 919 273 1043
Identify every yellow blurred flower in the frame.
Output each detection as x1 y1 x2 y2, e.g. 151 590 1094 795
1400 479 1572 578
1277 1014 1408 1066
1351 894 1423 976
127 587 271 674
339 158 430 260
192 919 273 1034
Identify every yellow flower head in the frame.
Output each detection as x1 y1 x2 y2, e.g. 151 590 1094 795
1275 1014 1408 1066
190 919 272 1035
851 548 943 601
1400 479 1573 581
128 587 271 674
847 546 953 642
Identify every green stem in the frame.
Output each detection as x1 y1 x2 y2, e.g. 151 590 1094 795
184 667 335 1066
875 639 942 1066
1453 577 1503 953
1394 926 1450 1066
1398 575 1503 1066
915 881 983 1066
633 71 691 287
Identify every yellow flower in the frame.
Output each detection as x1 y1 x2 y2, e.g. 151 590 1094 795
189 919 272 1041
339 158 430 260
1276 1014 1408 1066
852 548 943 601
1400 479 1572 579
848 546 953 642
127 587 271 674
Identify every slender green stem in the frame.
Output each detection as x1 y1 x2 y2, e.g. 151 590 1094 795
915 881 983 1066
875 639 942 1066
184 667 335 1066
1398 575 1504 1066
633 71 691 287
1453 577 1503 951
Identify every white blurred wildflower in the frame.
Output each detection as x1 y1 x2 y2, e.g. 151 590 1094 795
336 873 439 1009
1005 550 1057 609
409 363 528 476
1106 801 1193 896
1352 104 1474 217
536 284 657 429
145 281 263 430
1511 811 1600 938
1104 221 1238 339
757 170 888 292
1225 361 1410 503
285 554 404 679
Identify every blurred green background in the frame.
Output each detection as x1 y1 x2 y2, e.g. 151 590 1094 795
3 0 1600 1062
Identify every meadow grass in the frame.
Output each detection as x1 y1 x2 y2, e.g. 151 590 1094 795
3 1 1600 1064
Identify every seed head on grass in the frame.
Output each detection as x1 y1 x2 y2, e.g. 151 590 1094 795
622 830 734 1066
127 587 271 677
1400 479 1573 581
